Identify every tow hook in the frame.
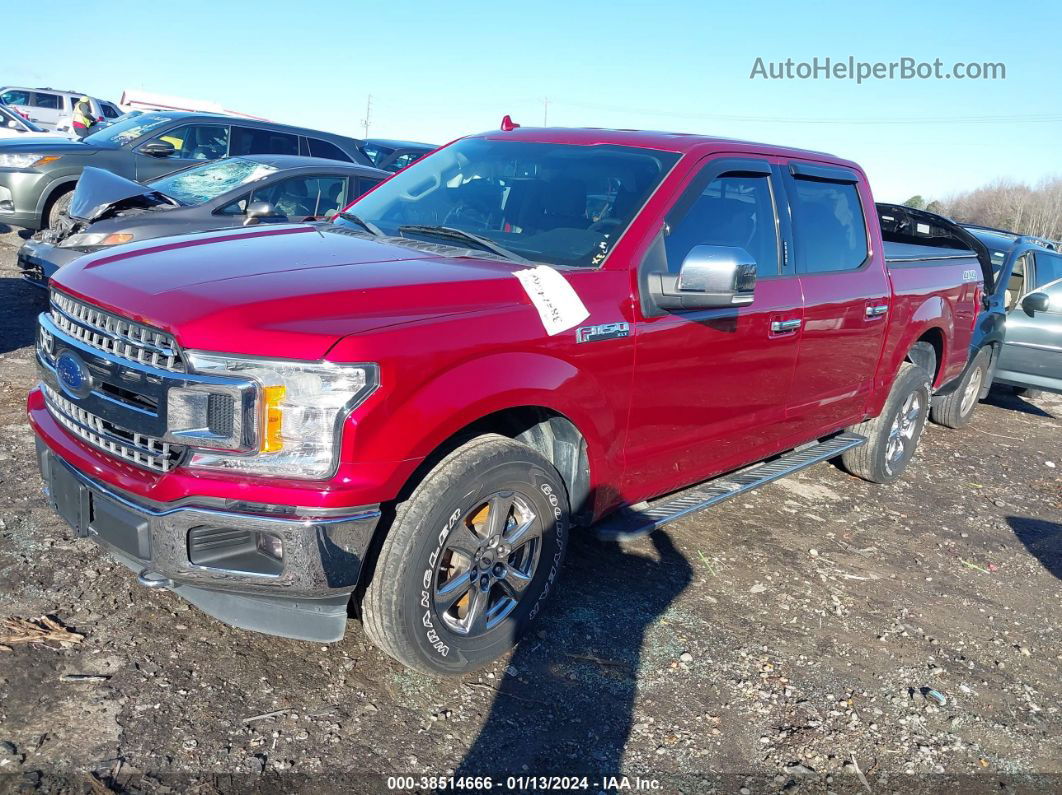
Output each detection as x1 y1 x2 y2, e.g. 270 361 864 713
137 569 173 589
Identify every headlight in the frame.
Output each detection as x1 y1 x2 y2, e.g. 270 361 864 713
184 353 378 480
0 153 60 168
59 231 134 248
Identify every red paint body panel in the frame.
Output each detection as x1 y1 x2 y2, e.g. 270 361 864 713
30 127 981 522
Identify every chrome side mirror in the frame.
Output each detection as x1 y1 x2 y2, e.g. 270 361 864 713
649 245 757 310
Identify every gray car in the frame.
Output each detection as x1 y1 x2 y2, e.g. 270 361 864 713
966 225 1062 395
0 111 373 230
17 155 388 285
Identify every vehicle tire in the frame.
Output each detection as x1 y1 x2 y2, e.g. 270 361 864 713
840 362 931 484
907 340 937 380
46 188 74 229
361 434 569 675
929 347 990 429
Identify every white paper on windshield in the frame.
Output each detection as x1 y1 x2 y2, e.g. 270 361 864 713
513 265 590 336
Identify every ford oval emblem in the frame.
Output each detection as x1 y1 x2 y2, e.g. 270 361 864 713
56 350 93 399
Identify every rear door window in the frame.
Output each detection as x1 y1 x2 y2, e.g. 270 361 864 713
231 126 299 156
31 92 61 109
1033 251 1062 288
307 137 352 162
789 177 868 273
101 102 120 119
354 176 382 197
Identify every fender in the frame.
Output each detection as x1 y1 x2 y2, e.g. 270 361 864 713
869 296 953 417
338 351 624 501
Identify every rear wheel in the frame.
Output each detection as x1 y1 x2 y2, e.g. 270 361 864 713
930 347 990 429
841 362 931 484
361 434 569 675
45 188 74 229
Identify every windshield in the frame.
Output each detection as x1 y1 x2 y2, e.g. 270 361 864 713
84 113 172 146
0 105 44 132
335 138 680 267
147 157 277 205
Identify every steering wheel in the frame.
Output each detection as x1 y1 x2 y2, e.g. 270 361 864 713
442 203 491 230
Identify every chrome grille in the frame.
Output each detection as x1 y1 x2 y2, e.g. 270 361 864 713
42 383 183 473
49 290 185 372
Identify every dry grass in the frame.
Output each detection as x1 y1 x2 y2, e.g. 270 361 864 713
0 615 84 651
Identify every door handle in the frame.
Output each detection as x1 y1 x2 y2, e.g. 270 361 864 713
864 303 889 318
770 319 802 333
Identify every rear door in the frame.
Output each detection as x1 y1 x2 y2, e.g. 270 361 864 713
997 250 1062 392
622 155 805 499
31 92 64 129
781 161 890 432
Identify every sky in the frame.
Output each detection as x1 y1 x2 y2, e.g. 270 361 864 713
4 0 1060 203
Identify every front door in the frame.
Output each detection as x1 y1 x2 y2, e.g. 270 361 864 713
133 123 231 181
997 250 1062 392
622 156 804 501
782 160 890 433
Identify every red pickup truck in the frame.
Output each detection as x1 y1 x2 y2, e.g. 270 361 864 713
28 126 984 674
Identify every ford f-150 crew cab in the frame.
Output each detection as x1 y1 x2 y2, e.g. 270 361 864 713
28 125 984 675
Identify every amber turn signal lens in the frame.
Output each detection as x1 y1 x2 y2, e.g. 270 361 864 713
261 385 286 452
101 233 134 245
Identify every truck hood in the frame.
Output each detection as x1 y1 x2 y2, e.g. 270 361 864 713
51 224 532 360
67 166 176 221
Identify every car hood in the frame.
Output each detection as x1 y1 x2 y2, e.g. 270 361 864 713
0 138 103 154
68 166 175 221
51 224 533 360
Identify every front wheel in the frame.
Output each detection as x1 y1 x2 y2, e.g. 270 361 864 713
46 188 74 229
841 362 931 484
930 347 990 429
361 434 569 675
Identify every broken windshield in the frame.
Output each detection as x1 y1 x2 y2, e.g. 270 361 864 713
147 158 277 206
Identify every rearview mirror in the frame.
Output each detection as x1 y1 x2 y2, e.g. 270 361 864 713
243 201 285 225
1022 292 1050 314
649 245 757 310
140 141 176 158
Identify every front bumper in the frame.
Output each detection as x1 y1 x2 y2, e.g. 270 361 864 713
36 441 381 642
18 238 81 288
0 169 49 229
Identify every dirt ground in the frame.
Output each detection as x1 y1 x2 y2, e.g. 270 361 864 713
0 225 1060 794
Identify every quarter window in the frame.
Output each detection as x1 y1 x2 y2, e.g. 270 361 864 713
307 137 352 162
789 177 868 273
665 173 780 278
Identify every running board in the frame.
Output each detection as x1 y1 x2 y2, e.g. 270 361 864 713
593 432 866 542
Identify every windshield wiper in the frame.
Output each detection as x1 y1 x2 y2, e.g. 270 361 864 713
398 225 529 264
338 212 384 237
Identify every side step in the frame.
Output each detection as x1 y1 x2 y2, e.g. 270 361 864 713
593 432 866 542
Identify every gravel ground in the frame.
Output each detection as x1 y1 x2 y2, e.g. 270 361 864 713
0 226 1060 793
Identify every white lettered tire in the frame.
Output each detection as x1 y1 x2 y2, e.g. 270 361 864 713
361 434 569 675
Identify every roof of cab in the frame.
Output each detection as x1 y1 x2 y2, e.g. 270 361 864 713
475 125 855 168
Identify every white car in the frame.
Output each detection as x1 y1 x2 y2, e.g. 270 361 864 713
0 104 69 140
0 86 120 131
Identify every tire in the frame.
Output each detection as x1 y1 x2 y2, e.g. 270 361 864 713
907 340 937 380
841 362 931 484
930 347 990 429
46 188 74 229
361 434 570 675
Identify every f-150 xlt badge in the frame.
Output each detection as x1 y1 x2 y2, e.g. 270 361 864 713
576 322 630 343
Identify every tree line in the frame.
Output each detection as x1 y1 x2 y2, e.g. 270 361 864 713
904 176 1062 240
